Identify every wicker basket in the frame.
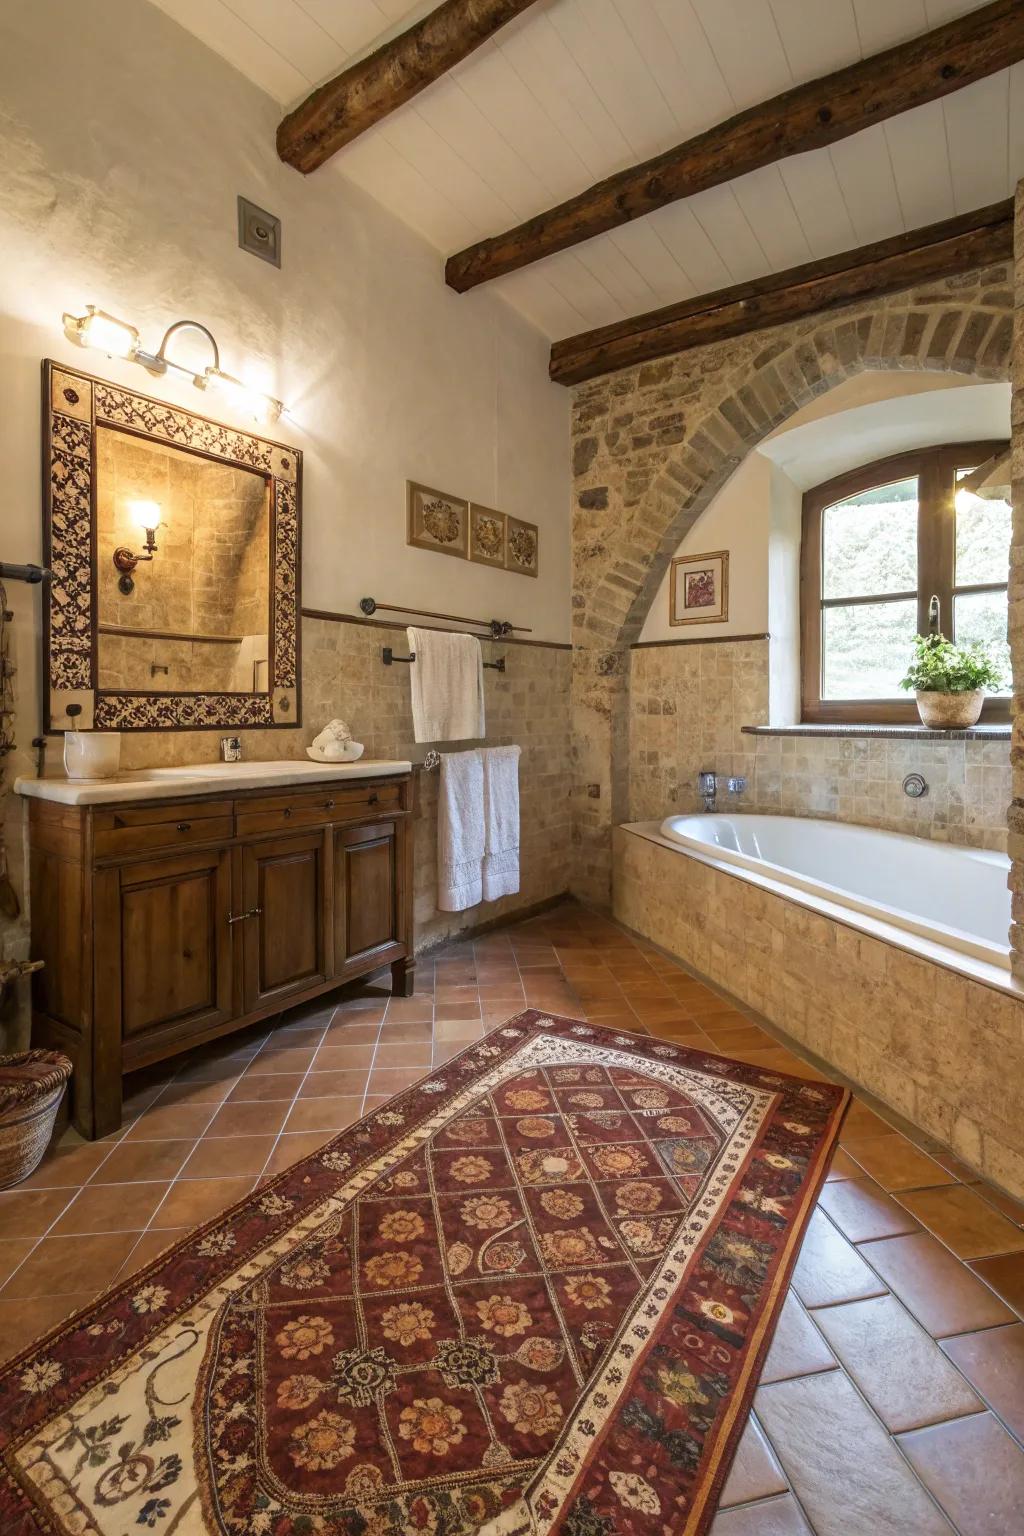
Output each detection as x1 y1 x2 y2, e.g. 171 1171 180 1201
0 1050 72 1189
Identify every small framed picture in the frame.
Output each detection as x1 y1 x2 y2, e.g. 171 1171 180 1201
469 503 507 569
407 481 468 560
506 515 539 578
670 549 729 625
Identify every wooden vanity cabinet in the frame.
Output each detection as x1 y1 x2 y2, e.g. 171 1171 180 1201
27 771 415 1139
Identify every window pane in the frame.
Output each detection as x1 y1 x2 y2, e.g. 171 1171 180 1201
822 477 918 598
954 473 1010 587
821 599 918 699
954 589 1010 695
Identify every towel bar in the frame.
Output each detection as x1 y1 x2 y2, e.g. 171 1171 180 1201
382 645 505 672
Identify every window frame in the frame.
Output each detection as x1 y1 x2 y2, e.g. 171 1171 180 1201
800 440 1010 725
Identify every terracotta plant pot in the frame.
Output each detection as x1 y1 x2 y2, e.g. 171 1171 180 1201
914 688 984 729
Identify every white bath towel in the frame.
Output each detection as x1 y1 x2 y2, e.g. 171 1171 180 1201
438 748 485 912
407 627 485 743
483 745 521 902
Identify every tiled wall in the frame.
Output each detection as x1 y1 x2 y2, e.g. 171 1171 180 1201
629 638 1011 851
614 826 1024 1199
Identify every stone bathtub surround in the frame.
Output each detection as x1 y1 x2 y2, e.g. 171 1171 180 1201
629 638 1011 851
571 257 1015 911
614 826 1024 1200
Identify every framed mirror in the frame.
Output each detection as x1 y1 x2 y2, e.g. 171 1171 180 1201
42 360 301 732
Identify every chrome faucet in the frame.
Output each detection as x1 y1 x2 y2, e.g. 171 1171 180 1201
698 771 747 812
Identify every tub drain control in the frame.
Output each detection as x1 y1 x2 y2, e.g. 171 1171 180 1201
902 773 928 799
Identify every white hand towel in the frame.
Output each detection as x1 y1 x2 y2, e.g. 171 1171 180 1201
438 748 485 912
483 744 521 902
407 627 485 743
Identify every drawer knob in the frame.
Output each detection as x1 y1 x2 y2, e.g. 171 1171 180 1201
228 907 262 925
176 822 192 832
283 808 292 818
368 792 379 805
324 799 335 809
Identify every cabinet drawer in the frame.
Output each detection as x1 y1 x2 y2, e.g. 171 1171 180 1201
235 781 404 837
93 802 233 858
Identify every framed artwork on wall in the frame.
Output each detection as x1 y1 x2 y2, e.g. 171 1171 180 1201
469 503 507 568
506 515 539 578
670 549 729 625
407 481 468 560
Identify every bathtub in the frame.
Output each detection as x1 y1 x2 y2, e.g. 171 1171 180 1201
656 813 1011 978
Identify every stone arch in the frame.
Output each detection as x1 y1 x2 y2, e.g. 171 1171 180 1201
569 263 1013 906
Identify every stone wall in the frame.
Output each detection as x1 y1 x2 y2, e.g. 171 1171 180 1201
615 826 1024 1200
630 638 1011 851
571 264 1014 907
1011 187 1024 967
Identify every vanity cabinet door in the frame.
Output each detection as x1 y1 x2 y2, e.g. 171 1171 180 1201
333 820 404 974
98 847 235 1072
240 831 330 1011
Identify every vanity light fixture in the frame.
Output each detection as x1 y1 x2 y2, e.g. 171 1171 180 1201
61 307 285 424
113 499 163 595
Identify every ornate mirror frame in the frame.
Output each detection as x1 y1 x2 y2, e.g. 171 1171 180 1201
42 359 301 732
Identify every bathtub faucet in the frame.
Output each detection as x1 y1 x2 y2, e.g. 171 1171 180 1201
697 772 747 812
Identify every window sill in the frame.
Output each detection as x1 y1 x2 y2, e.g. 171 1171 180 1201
742 723 1010 742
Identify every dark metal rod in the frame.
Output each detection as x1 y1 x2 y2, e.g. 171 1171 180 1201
0 563 51 584
361 596 530 638
382 645 505 672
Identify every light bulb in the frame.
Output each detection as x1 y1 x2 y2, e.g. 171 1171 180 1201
201 367 283 423
64 306 140 359
954 487 975 518
130 499 162 533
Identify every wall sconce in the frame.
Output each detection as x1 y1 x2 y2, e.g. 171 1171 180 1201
62 306 285 425
114 500 163 595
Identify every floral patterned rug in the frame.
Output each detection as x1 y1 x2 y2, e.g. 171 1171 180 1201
0 1011 847 1536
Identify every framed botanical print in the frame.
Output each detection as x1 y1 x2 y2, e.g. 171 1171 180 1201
670 550 729 625
506 515 539 578
407 481 468 560
469 503 507 568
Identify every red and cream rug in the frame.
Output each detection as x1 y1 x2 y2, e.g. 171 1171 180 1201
0 1011 847 1536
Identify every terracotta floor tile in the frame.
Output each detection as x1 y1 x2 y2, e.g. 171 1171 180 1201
204 1101 292 1139
825 1149 862 1182
323 1020 382 1043
261 1132 334 1177
378 1020 435 1043
940 1322 1024 1442
975 1183 1024 1228
0 1187 74 1239
791 1211 888 1309
244 1046 318 1075
285 1096 362 1134
0 1293 95 1365
1 1233 141 1298
432 1040 469 1066
0 1239 38 1290
311 1045 377 1073
368 1067 427 1094
124 1103 216 1141
755 1370 953 1536
52 1182 171 1235
897 1185 1024 1260
812 1294 983 1431
372 1042 432 1069
226 1072 307 1103
296 1069 367 1099
719 1415 788 1507
860 1231 1015 1338
968 1252 1024 1317
383 1000 433 1024
89 1140 192 1185
709 1494 812 1536
897 1412 1024 1536
817 1177 920 1243
838 1100 897 1145
17 1136 112 1190
701 1023 773 1049
845 1133 955 1192
117 1227 190 1280
153 1077 237 1107
151 1178 256 1230
760 1292 838 1384
432 1004 483 1023
181 1136 277 1180
432 1020 483 1042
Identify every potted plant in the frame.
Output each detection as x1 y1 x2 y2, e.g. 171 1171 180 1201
899 633 1004 729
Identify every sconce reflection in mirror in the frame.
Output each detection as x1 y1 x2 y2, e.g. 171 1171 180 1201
62 306 285 425
113 500 163 595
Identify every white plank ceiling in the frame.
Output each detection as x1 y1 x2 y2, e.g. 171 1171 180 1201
149 0 1024 341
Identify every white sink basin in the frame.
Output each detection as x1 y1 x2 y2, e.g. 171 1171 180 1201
15 757 412 806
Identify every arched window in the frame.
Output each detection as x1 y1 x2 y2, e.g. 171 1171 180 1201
800 441 1010 724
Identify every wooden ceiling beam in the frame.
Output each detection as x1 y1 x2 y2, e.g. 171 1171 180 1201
548 199 1013 386
446 0 1024 292
277 0 539 174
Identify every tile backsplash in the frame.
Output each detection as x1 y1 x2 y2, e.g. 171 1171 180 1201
629 638 1010 851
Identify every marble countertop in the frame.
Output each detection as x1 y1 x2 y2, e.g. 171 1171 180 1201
14 758 414 806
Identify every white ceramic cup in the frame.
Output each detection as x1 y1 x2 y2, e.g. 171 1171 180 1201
64 731 121 779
